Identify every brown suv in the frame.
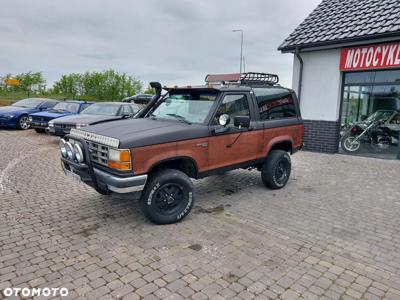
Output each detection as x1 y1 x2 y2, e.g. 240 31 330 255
59 73 304 224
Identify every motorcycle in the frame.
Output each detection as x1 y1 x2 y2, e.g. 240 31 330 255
340 110 400 153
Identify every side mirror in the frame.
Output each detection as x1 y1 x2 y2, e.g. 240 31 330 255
234 115 250 128
218 114 230 127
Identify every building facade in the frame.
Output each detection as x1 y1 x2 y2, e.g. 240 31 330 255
279 0 400 159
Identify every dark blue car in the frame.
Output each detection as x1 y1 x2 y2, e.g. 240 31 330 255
29 100 93 133
0 98 59 130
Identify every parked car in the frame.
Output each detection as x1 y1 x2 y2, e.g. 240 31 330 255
0 98 59 130
29 100 93 133
48 102 140 136
59 73 304 224
122 94 153 108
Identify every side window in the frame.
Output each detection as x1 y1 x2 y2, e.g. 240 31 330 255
79 103 91 112
41 101 57 109
130 104 140 113
121 105 132 115
214 94 250 125
254 88 297 120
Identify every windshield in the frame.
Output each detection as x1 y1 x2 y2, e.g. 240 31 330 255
12 98 44 108
149 90 219 124
81 103 120 116
50 102 80 113
366 110 393 123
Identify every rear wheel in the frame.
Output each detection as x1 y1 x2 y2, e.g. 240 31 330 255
261 150 291 189
17 115 30 130
140 169 194 224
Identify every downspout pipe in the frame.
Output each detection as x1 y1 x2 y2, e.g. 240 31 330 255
295 47 303 102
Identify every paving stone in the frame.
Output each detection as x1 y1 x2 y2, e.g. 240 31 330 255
1 131 400 299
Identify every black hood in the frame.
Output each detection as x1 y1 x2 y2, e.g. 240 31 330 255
53 114 122 125
78 118 209 148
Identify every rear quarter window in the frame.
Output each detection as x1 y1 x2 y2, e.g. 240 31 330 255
253 88 297 120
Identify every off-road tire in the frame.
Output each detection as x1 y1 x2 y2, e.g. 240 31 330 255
17 115 30 130
34 128 45 133
140 169 194 225
261 150 291 189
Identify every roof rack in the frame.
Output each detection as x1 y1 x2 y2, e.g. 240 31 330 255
240 72 279 86
205 72 279 86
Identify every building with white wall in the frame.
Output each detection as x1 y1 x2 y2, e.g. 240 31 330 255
279 0 400 159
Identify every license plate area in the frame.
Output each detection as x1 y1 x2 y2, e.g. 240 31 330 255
64 167 82 184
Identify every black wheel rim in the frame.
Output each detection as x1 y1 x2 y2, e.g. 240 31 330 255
275 159 288 184
154 183 185 215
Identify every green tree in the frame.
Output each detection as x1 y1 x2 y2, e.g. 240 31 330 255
144 84 156 95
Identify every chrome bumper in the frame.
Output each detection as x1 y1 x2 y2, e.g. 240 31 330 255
93 168 148 193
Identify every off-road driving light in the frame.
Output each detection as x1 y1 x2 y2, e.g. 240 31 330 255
59 139 67 158
65 142 74 160
73 143 84 163
108 148 132 171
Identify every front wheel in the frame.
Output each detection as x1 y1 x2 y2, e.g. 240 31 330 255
17 115 30 130
140 169 194 224
341 134 361 152
261 150 291 189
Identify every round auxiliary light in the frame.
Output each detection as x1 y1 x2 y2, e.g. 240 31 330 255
73 143 84 163
65 142 74 160
59 139 67 158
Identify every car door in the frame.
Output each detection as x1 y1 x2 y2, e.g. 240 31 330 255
207 92 259 171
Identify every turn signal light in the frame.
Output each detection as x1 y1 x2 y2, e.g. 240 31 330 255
107 161 131 170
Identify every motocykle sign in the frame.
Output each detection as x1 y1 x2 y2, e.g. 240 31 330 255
340 41 400 71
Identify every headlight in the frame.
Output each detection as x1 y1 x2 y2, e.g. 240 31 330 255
28 116 33 122
73 143 84 163
49 121 54 127
65 142 74 160
76 123 88 129
108 148 131 170
59 139 67 158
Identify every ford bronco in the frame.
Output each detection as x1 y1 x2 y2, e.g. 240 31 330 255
59 73 304 224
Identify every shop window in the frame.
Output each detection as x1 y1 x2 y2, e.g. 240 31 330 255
254 88 296 120
340 70 400 160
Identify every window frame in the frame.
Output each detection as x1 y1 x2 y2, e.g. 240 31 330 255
208 92 256 126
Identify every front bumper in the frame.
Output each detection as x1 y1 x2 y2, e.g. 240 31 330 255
47 126 71 136
31 121 48 129
60 135 147 194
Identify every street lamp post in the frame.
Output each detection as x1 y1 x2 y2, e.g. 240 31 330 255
232 29 244 76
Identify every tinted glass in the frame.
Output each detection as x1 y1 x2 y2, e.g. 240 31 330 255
254 88 296 120
344 72 375 85
374 70 400 84
82 104 120 116
41 101 58 109
79 103 92 112
12 98 44 108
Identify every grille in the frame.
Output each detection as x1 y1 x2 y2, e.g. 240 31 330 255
87 141 109 166
55 124 74 129
32 116 51 122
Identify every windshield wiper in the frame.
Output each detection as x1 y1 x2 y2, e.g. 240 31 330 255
166 114 192 124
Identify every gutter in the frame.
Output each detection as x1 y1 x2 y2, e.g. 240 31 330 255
295 47 303 102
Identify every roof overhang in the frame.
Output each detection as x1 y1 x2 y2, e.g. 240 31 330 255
279 31 400 53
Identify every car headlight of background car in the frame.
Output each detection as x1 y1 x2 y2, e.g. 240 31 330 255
76 123 88 129
48 121 54 127
28 116 33 122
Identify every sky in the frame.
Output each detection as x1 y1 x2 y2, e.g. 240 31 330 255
0 0 321 89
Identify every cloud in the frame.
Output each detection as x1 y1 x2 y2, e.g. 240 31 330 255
0 0 321 89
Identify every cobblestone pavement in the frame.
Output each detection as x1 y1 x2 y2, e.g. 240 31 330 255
1 129 400 300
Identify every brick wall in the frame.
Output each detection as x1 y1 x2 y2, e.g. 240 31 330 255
303 120 340 153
